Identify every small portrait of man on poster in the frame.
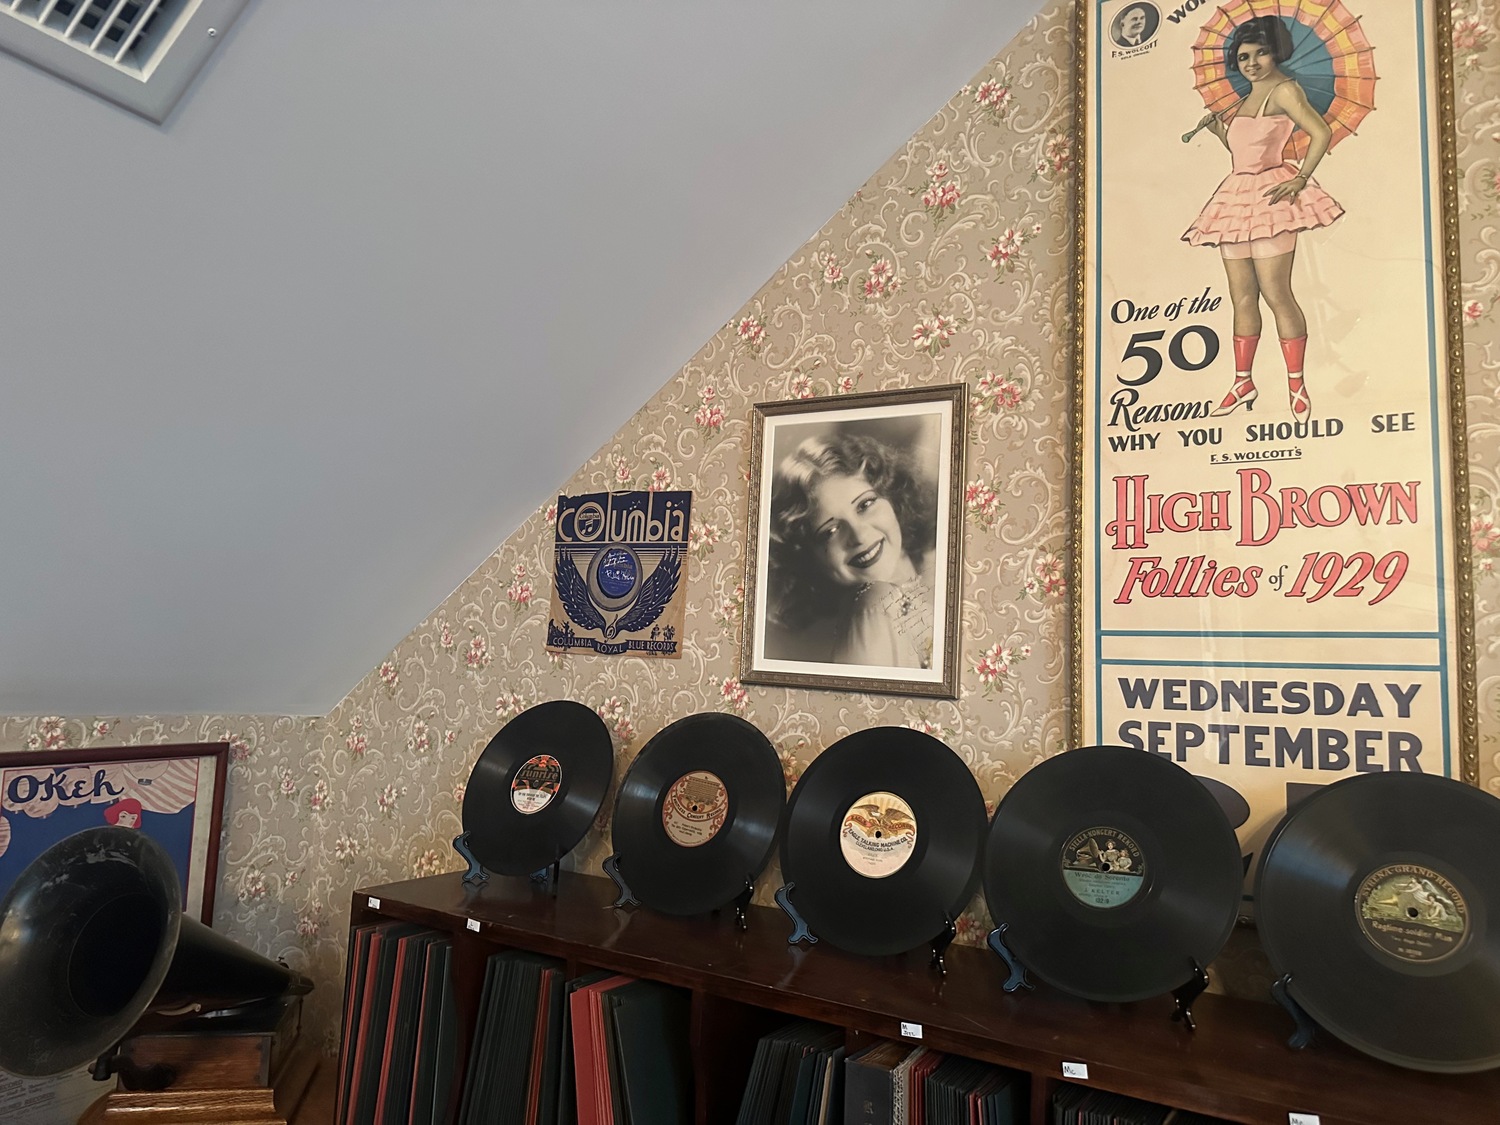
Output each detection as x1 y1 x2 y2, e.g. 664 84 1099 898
1111 3 1160 48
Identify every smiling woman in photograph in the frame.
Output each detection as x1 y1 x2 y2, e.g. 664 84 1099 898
765 432 938 668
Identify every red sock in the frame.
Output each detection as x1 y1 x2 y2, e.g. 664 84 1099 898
1233 335 1259 373
1280 335 1307 374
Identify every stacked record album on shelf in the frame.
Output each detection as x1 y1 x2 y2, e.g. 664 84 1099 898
340 697 1500 1121
734 1022 1028 1125
1048 1087 1228 1124
338 922 458 1125
337 924 693 1125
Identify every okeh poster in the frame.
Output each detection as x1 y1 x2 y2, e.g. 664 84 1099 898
1076 1 1472 876
0 745 225 922
547 489 691 658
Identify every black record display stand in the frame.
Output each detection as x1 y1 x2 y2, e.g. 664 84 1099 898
776 882 960 975
774 727 987 975
1255 771 1500 1073
980 747 1243 1032
344 870 1500 1125
606 857 758 929
603 712 786 929
985 925 1211 1031
452 831 563 891
453 700 613 888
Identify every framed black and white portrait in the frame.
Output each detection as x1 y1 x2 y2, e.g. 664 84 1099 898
741 384 966 698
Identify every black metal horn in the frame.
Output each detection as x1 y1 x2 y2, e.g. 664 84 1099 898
0 826 311 1078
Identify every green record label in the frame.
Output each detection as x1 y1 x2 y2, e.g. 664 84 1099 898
1356 864 1468 963
510 754 562 815
1060 827 1146 909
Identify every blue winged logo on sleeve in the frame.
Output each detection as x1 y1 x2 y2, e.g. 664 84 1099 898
554 555 607 633
609 548 682 639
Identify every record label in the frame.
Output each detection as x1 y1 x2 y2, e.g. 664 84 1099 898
660 770 729 848
1357 864 1469 964
838 791 916 880
510 754 562 815
1060 826 1146 909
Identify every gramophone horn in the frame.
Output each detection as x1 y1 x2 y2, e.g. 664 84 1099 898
0 826 311 1078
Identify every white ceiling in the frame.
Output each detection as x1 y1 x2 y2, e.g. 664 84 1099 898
0 0 1037 717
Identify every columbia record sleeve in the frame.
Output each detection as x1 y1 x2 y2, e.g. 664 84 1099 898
547 490 690 659
778 726 986 957
608 712 785 915
1255 771 1500 1072
461 701 613 876
983 745 1242 1002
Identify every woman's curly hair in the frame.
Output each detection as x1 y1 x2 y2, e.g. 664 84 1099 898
765 433 936 627
1227 15 1294 73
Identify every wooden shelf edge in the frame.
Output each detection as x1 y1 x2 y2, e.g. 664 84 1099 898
346 873 1499 1125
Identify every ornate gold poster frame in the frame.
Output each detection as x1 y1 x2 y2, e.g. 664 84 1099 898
1071 0 1476 857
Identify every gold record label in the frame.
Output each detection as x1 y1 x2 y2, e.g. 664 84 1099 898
1060 827 1146 909
661 770 729 848
1356 864 1469 963
510 754 562 815
838 791 917 880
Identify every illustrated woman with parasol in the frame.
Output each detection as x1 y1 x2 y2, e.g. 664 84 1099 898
1180 5 1374 420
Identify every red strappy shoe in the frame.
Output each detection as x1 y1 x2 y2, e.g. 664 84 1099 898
1210 375 1258 417
1288 375 1311 419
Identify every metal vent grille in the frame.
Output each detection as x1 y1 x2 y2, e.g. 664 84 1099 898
2 0 187 73
0 0 246 122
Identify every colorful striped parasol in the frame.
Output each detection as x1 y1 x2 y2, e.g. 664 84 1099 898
1189 0 1377 160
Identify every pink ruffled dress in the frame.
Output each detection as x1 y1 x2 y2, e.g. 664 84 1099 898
1182 114 1343 248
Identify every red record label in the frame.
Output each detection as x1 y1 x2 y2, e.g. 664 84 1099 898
510 754 562 815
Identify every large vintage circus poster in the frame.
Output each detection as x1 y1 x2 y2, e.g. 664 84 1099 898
1074 0 1474 882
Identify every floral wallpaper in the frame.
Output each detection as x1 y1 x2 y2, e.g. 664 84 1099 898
3 0 1500 1054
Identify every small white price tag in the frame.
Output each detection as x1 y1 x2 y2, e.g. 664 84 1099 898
1288 1115 1321 1125
367 897 381 910
466 918 481 932
1061 1061 1089 1080
899 1022 923 1039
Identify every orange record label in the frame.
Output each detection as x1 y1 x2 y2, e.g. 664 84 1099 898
661 770 729 848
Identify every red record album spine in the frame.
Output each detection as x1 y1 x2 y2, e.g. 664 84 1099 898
406 943 436 1125
569 985 597 1125
367 942 408 1125
524 970 553 1125
908 1051 942 1125
371 936 411 1124
570 975 630 1125
346 927 387 1125
334 925 373 1125
591 983 613 1125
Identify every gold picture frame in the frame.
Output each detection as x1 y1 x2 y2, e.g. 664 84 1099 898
742 384 967 699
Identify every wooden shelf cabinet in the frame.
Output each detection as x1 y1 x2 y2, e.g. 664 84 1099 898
346 873 1499 1125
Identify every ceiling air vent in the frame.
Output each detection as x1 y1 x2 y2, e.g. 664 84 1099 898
0 0 247 123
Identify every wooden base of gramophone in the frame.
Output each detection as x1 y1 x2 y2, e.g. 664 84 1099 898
78 998 318 1125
